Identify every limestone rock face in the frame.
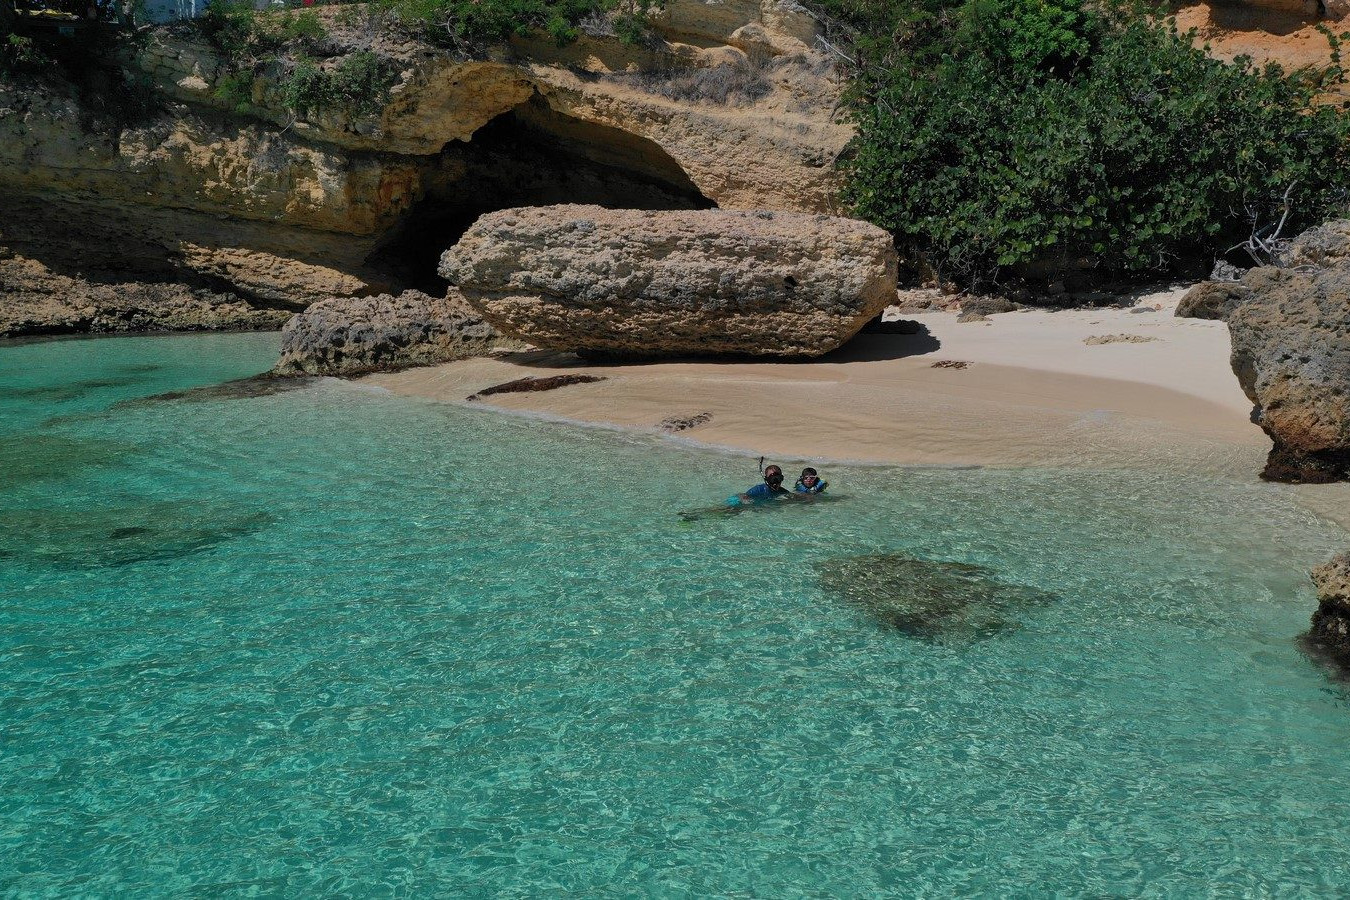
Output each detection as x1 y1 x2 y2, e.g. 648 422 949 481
274 290 520 376
1227 264 1350 482
2 7 848 331
0 253 289 338
1283 219 1350 269
1306 551 1350 670
440 205 899 358
1174 280 1250 320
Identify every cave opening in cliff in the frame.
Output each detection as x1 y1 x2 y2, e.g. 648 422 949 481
369 98 716 293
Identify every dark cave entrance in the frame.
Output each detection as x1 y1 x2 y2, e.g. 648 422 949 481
369 98 716 293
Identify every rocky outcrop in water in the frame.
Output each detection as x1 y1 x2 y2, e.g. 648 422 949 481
1305 551 1350 671
274 290 521 376
1226 263 1350 482
817 552 1057 641
440 205 898 358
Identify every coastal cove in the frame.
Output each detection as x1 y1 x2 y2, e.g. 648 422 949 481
369 289 1350 528
4 332 1350 893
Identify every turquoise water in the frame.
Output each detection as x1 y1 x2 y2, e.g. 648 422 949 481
3 333 1350 895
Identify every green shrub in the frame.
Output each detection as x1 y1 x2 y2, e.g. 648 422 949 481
282 51 395 118
196 1 326 69
373 0 661 50
818 0 1350 284
1 33 44 75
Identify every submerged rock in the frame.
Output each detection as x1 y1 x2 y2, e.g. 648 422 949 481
439 205 898 358
1304 551 1350 673
0 502 274 569
127 373 320 405
1227 264 1350 482
274 290 522 377
817 552 1057 641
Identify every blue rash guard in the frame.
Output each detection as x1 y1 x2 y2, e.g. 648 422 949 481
743 483 789 500
794 479 828 494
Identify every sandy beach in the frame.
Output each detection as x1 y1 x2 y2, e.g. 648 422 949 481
367 285 1350 522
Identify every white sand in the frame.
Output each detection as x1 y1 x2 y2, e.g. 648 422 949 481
366 285 1350 526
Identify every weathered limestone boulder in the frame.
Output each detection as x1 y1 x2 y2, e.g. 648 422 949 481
439 205 899 358
1305 551 1350 670
0 252 290 338
1282 219 1350 269
1227 264 1350 482
1174 280 1250 320
959 296 1016 316
274 290 521 376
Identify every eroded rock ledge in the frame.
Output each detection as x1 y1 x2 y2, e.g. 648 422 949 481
274 290 523 376
440 205 898 358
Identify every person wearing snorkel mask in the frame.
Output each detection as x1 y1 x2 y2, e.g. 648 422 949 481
734 464 791 503
794 467 828 494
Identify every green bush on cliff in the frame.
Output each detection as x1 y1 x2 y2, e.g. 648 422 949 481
282 51 396 118
816 0 1350 285
371 0 661 50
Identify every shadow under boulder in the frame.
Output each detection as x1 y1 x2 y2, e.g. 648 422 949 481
818 552 1057 642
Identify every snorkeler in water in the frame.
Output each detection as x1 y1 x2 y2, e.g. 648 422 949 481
734 464 791 503
793 467 828 494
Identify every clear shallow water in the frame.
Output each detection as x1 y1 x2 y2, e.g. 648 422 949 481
2 333 1350 895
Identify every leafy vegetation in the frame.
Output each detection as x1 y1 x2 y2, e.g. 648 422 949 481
195 0 655 119
357 0 662 50
814 0 1350 284
281 50 395 118
1 9 157 129
1 31 43 75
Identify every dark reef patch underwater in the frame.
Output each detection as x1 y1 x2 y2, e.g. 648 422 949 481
818 552 1058 640
4 331 1350 894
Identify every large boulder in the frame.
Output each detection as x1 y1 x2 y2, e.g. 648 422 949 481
1305 551 1350 671
1174 280 1250 321
438 205 899 358
1282 219 1350 269
1227 264 1350 482
274 290 521 376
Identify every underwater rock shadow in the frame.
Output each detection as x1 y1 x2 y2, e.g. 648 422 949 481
0 432 134 486
114 373 321 408
5 373 153 404
818 552 1059 642
0 502 276 569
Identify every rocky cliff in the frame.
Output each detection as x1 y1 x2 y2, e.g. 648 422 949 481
0 1 849 337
